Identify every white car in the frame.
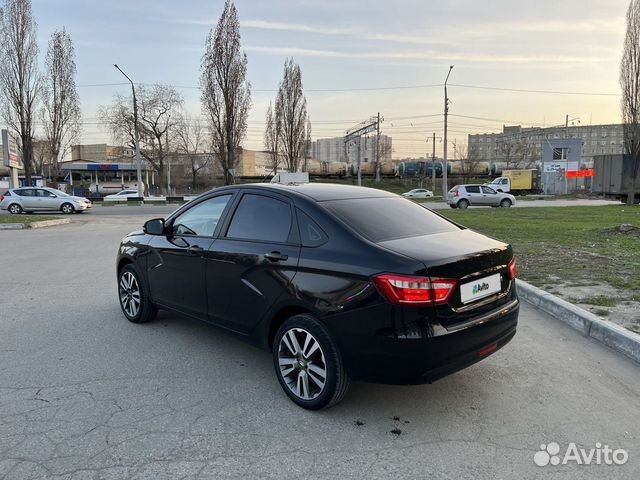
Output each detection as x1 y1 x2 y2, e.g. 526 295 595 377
104 190 140 200
401 188 434 199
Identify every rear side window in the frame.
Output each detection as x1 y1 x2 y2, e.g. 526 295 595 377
15 189 34 197
226 194 292 243
323 197 459 242
466 186 480 193
296 209 328 247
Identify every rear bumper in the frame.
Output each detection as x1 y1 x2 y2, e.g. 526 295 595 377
330 298 519 385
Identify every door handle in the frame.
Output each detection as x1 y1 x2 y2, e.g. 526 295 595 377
264 251 288 262
187 245 204 256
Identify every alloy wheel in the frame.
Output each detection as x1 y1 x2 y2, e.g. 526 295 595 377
8 204 22 214
61 203 74 214
277 328 327 400
119 271 141 318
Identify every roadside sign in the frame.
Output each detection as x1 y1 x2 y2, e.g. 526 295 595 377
1 129 21 168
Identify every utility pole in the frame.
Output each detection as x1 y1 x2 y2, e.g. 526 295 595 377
166 129 171 195
443 65 454 199
431 133 437 191
114 64 143 198
375 112 381 182
357 137 362 186
565 114 569 138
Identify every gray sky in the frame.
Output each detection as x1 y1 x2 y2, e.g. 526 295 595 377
34 0 628 158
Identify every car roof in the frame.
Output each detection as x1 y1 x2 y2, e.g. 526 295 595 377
216 183 398 202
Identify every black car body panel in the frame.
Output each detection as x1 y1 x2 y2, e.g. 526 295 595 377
116 183 518 385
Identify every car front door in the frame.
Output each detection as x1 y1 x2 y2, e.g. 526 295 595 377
481 186 500 205
146 193 235 319
206 191 301 334
36 189 58 210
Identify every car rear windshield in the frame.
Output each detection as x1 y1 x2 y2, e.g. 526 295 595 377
323 197 460 242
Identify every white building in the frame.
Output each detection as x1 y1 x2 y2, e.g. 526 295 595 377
311 135 392 165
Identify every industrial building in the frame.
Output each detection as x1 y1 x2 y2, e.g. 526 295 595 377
468 123 624 168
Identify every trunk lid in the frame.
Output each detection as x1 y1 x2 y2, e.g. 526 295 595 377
378 229 515 326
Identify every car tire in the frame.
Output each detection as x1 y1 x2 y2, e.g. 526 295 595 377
500 199 512 208
7 203 22 214
118 264 158 324
273 314 350 410
457 199 470 209
449 204 458 209
61 203 75 214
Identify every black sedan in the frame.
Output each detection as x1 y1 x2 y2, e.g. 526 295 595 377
116 183 518 410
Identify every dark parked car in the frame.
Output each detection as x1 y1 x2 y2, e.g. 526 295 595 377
116 184 518 409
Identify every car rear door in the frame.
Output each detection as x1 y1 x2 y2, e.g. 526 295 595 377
206 191 301 334
146 193 235 319
16 189 37 209
464 185 482 204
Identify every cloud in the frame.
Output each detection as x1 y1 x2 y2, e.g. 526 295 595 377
244 45 610 64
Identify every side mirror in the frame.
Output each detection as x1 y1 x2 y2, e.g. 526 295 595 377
143 218 165 235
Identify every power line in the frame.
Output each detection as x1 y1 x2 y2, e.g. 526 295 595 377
450 83 620 97
77 81 622 97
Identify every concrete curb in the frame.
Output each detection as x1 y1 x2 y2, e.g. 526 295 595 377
517 279 640 364
0 218 71 230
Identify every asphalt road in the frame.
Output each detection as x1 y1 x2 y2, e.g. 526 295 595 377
0 215 638 479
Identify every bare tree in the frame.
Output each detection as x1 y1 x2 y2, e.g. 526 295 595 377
174 118 211 189
99 84 183 194
621 0 640 205
453 140 484 183
0 0 40 184
42 28 81 179
32 139 50 176
276 58 309 173
263 101 281 175
200 0 251 185
498 139 521 170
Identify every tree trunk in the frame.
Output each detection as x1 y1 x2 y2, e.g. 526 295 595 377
627 156 640 205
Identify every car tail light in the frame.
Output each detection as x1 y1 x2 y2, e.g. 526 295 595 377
372 274 457 306
507 258 517 280
454 191 459 197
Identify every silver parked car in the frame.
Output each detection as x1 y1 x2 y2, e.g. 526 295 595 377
0 187 92 214
447 184 516 209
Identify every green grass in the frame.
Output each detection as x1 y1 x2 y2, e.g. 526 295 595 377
439 206 640 296
0 215 59 224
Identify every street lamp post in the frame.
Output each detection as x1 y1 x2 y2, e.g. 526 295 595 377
113 64 143 198
443 65 454 200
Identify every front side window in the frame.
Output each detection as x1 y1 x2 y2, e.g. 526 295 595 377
482 186 497 194
226 194 292 243
172 194 232 237
37 189 55 197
